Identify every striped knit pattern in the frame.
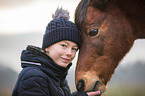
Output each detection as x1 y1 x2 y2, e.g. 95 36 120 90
42 17 81 50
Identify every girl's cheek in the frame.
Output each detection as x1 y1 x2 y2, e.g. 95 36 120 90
72 53 76 59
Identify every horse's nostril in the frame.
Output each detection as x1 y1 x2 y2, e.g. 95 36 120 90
93 80 100 91
76 79 85 91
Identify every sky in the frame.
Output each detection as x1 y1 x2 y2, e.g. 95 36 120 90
0 0 80 35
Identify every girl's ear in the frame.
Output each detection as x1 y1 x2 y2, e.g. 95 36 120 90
45 48 49 53
45 48 48 52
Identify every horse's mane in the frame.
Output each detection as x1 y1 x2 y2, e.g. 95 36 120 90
75 0 110 31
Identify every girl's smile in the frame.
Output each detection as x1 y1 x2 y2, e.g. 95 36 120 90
61 57 71 63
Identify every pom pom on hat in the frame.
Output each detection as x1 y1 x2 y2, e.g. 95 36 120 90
42 7 81 50
52 7 70 20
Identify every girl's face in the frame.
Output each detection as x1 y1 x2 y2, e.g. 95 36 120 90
45 40 78 67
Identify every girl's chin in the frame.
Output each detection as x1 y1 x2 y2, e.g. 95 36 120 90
57 62 69 67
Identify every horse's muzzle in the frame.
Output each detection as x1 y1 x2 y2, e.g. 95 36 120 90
76 79 101 91
76 79 102 96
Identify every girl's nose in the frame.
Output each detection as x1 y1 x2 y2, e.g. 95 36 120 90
66 49 72 56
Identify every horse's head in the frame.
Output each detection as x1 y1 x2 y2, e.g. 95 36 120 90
75 0 144 93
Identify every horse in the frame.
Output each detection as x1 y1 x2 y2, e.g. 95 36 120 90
74 0 145 94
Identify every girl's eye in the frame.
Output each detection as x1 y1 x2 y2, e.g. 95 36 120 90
72 48 78 51
61 44 67 48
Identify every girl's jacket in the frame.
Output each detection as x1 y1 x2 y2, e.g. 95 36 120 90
11 45 87 96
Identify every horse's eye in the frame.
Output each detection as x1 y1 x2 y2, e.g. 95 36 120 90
89 29 99 36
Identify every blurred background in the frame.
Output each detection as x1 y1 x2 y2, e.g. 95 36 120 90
0 0 145 96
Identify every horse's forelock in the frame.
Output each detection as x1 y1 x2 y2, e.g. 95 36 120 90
75 0 110 31
75 0 90 31
91 0 110 10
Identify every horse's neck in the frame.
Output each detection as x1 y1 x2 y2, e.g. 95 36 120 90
115 0 145 39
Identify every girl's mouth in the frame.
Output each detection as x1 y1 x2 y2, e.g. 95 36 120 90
61 57 70 63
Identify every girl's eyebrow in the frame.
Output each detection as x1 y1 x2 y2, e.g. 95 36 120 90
63 41 69 44
61 41 70 45
59 42 68 45
73 45 78 48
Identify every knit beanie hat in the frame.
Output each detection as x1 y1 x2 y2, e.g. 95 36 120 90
42 8 81 50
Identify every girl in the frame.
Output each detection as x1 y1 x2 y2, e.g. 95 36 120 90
12 8 101 96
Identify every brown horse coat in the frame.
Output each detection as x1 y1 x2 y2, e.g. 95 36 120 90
75 0 145 93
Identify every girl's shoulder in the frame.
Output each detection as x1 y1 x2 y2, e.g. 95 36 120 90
20 67 48 80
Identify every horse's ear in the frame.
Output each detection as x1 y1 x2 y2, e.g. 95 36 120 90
90 0 110 10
